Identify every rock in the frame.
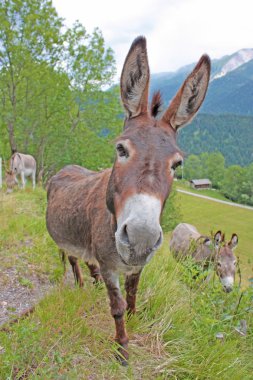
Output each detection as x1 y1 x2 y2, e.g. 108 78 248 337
216 332 225 341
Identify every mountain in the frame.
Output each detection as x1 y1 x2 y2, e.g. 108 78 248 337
211 49 253 80
149 49 253 166
150 48 253 115
177 114 253 166
202 59 253 115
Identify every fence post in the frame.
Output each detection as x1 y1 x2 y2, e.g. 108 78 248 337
0 157 2 189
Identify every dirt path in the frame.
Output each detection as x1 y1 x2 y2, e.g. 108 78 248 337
177 189 253 211
0 267 54 326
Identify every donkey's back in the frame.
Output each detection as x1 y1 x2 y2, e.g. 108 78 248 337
170 223 201 259
46 165 112 262
47 165 96 197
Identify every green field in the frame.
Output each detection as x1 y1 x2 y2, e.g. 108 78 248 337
0 189 252 379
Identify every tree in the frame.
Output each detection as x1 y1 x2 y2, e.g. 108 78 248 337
183 154 203 180
0 0 120 177
220 165 246 202
204 152 225 188
0 0 63 154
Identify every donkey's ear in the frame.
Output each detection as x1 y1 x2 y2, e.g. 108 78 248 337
162 54 211 130
120 36 150 118
228 234 238 250
203 237 212 246
214 230 222 248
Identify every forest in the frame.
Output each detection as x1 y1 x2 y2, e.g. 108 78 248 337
0 0 122 180
178 114 253 167
178 152 253 206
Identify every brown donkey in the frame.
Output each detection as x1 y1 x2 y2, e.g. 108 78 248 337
46 36 211 364
170 223 238 292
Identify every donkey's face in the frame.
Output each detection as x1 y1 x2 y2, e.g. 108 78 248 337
216 234 238 293
106 37 210 267
5 170 16 193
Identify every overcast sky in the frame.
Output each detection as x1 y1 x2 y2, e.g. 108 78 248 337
53 0 253 80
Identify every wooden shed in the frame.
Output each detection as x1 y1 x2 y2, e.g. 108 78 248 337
190 179 212 189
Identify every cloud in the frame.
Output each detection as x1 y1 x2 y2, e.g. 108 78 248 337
53 0 253 78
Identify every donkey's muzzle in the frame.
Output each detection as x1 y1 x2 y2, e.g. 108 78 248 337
115 193 163 266
116 222 163 266
223 285 233 293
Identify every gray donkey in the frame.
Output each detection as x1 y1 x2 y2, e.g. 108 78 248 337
10 152 36 189
170 223 238 292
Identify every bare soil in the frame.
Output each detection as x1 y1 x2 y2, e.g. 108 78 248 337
0 266 54 326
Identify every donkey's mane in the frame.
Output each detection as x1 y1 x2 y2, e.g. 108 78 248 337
150 90 163 117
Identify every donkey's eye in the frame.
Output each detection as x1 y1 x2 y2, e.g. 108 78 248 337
171 160 182 171
217 262 221 267
116 143 128 158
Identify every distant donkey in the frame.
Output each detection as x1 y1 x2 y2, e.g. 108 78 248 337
5 170 17 193
170 223 238 292
10 152 36 189
46 36 211 364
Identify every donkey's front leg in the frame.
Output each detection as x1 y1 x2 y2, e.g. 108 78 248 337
125 270 142 315
20 171 25 189
102 270 128 365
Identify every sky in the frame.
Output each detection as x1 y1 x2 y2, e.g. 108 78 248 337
52 0 253 80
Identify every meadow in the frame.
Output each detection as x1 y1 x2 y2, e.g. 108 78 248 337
0 188 252 379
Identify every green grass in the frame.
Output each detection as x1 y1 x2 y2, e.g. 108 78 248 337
0 187 62 281
0 188 252 379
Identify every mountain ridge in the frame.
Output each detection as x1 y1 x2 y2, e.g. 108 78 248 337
150 48 253 116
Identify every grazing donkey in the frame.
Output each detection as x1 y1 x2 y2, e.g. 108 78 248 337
170 223 238 292
46 36 211 364
5 170 17 193
10 152 36 189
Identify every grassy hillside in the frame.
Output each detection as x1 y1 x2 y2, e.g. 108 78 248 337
176 181 229 201
0 189 252 379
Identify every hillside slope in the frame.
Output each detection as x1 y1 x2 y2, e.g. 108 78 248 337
178 114 253 166
0 189 252 379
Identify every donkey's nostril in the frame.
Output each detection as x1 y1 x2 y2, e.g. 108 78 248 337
145 232 163 255
224 286 233 293
119 224 130 246
154 231 163 249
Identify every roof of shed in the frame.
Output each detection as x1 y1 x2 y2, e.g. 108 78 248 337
190 179 212 185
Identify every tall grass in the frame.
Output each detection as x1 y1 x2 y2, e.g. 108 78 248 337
0 189 252 379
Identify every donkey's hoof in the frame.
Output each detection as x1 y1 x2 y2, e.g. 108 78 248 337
119 357 128 367
93 274 104 285
116 344 129 366
116 353 128 367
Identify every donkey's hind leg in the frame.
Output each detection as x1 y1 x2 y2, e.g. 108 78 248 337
85 262 103 283
59 249 67 277
68 256 84 287
32 170 36 189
